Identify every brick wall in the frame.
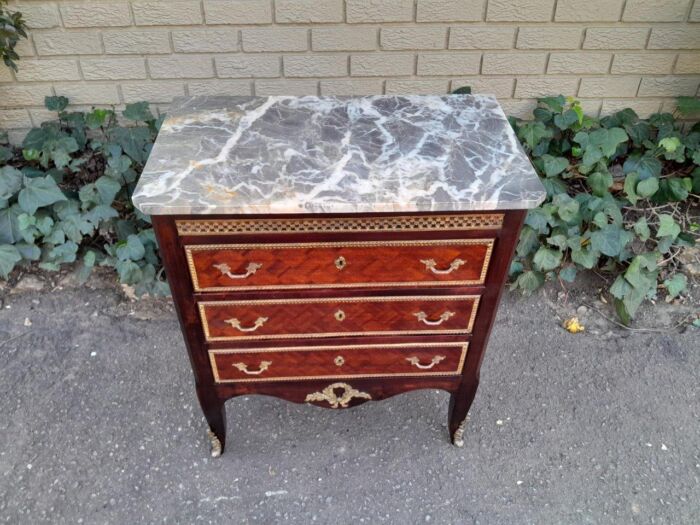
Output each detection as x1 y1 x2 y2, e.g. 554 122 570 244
1 0 699 140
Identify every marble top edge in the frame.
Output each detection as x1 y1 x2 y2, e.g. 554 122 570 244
133 95 546 215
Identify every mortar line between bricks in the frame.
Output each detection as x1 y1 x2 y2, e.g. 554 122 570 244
619 0 629 22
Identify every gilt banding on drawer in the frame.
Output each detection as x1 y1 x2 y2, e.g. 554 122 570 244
208 342 469 383
198 295 480 341
185 239 494 292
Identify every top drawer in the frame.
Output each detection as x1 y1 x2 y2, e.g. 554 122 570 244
185 239 495 292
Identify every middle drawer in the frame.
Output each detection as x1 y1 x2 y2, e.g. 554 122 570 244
199 295 480 341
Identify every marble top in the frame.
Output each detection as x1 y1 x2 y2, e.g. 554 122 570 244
132 95 545 215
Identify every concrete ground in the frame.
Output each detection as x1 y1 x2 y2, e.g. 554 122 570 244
0 274 698 524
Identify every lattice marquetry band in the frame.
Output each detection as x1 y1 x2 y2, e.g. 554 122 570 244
176 214 504 236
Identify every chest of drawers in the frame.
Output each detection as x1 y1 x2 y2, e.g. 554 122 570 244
133 95 545 457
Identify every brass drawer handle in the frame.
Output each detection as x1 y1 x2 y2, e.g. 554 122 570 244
406 355 446 370
421 258 466 275
224 316 268 332
232 360 272 375
413 311 455 326
213 262 262 280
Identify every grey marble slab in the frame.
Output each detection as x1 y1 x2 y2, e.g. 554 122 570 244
132 95 545 215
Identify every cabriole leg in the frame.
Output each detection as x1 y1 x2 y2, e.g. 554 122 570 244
448 378 479 447
198 388 226 457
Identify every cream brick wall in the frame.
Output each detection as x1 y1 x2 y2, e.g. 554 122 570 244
1 0 699 136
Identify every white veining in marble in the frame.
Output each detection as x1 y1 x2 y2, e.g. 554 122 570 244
132 95 545 215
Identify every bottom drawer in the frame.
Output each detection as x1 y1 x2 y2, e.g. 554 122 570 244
209 341 468 383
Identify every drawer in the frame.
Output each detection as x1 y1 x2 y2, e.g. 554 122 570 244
199 295 480 341
185 239 494 292
208 342 469 383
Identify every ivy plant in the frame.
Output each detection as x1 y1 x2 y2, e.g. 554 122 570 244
0 96 168 295
509 95 699 323
1 94 698 323
0 0 27 72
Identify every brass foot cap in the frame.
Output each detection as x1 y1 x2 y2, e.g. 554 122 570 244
207 429 223 458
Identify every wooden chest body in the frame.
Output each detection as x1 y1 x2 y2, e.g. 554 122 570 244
153 210 526 456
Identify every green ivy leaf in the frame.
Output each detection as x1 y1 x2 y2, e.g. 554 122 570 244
518 121 552 150
84 204 119 224
571 245 600 269
0 244 22 278
636 176 659 198
610 275 632 299
553 194 580 222
47 240 78 264
667 178 689 201
95 176 122 205
38 262 61 272
614 298 632 326
53 199 80 220
589 127 628 157
43 225 65 245
85 108 112 129
582 147 603 167
451 86 471 95
60 214 95 243
542 155 569 177
624 255 657 290
637 252 659 270
656 214 680 239
525 208 552 234
590 224 632 257
542 235 563 252
553 109 579 130
623 153 662 180
516 225 539 257
622 286 648 319
538 96 566 113
115 259 143 283
513 270 544 294
676 96 700 117
22 126 79 169
633 217 650 241
659 136 681 153
623 172 639 204
509 260 523 276
559 265 577 282
17 175 67 215
663 274 687 299
626 122 650 146
15 242 40 261
45 96 69 112
533 246 562 272
109 126 152 164
116 234 146 261
0 145 12 164
588 171 613 197
76 250 98 283
122 102 154 122
0 166 23 200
